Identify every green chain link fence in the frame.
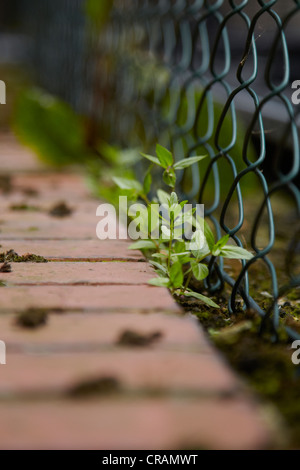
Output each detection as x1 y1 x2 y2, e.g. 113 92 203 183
94 0 300 339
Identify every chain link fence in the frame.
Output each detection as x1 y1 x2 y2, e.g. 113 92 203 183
95 0 300 336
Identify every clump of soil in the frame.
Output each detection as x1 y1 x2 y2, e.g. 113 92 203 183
49 202 73 218
21 187 39 197
0 262 12 273
0 249 48 263
0 174 13 194
16 308 48 329
117 330 163 347
68 377 121 398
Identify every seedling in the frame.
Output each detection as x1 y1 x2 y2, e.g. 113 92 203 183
114 144 254 308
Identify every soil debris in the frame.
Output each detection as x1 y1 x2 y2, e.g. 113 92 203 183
68 377 121 398
0 174 13 194
0 262 12 273
117 329 163 347
21 187 39 197
49 202 73 218
16 308 48 329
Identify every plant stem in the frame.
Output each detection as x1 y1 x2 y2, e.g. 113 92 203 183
183 270 193 293
167 220 174 271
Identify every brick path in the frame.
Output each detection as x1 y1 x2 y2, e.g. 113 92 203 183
0 135 278 449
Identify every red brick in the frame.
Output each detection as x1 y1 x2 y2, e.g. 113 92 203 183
0 135 44 173
0 312 210 352
0 398 273 450
0 206 128 240
0 262 154 286
0 350 239 395
0 285 180 312
0 239 143 261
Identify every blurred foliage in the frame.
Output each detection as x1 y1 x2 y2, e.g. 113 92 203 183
85 143 141 206
85 0 114 30
13 89 95 167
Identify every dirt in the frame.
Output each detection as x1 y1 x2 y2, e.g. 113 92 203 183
177 282 300 449
0 262 12 273
117 330 163 347
15 308 48 329
0 174 13 194
49 202 73 218
68 377 121 398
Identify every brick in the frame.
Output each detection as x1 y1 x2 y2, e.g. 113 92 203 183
1 312 210 352
0 285 180 312
0 206 128 240
0 350 239 395
0 135 44 173
11 173 89 199
0 398 273 450
0 262 154 286
0 239 143 261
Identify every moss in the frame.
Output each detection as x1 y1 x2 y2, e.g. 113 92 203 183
286 289 300 301
10 203 40 212
0 250 48 263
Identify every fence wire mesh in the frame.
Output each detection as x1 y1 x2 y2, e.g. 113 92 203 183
95 0 300 337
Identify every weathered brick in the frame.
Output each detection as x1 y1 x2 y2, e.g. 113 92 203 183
0 285 180 312
0 262 154 285
0 207 127 240
0 135 44 173
0 312 210 352
0 350 239 395
0 398 273 450
0 239 142 261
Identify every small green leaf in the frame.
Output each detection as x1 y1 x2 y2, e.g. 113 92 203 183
156 144 173 168
152 252 168 260
171 253 193 265
173 155 207 170
113 177 143 193
174 240 186 254
149 261 168 274
184 291 220 308
163 168 176 188
141 153 162 167
191 262 209 281
189 230 210 259
220 246 254 260
204 221 215 250
170 192 178 206
212 234 230 256
148 277 170 288
169 262 184 289
157 189 171 205
129 240 156 250
180 200 189 209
